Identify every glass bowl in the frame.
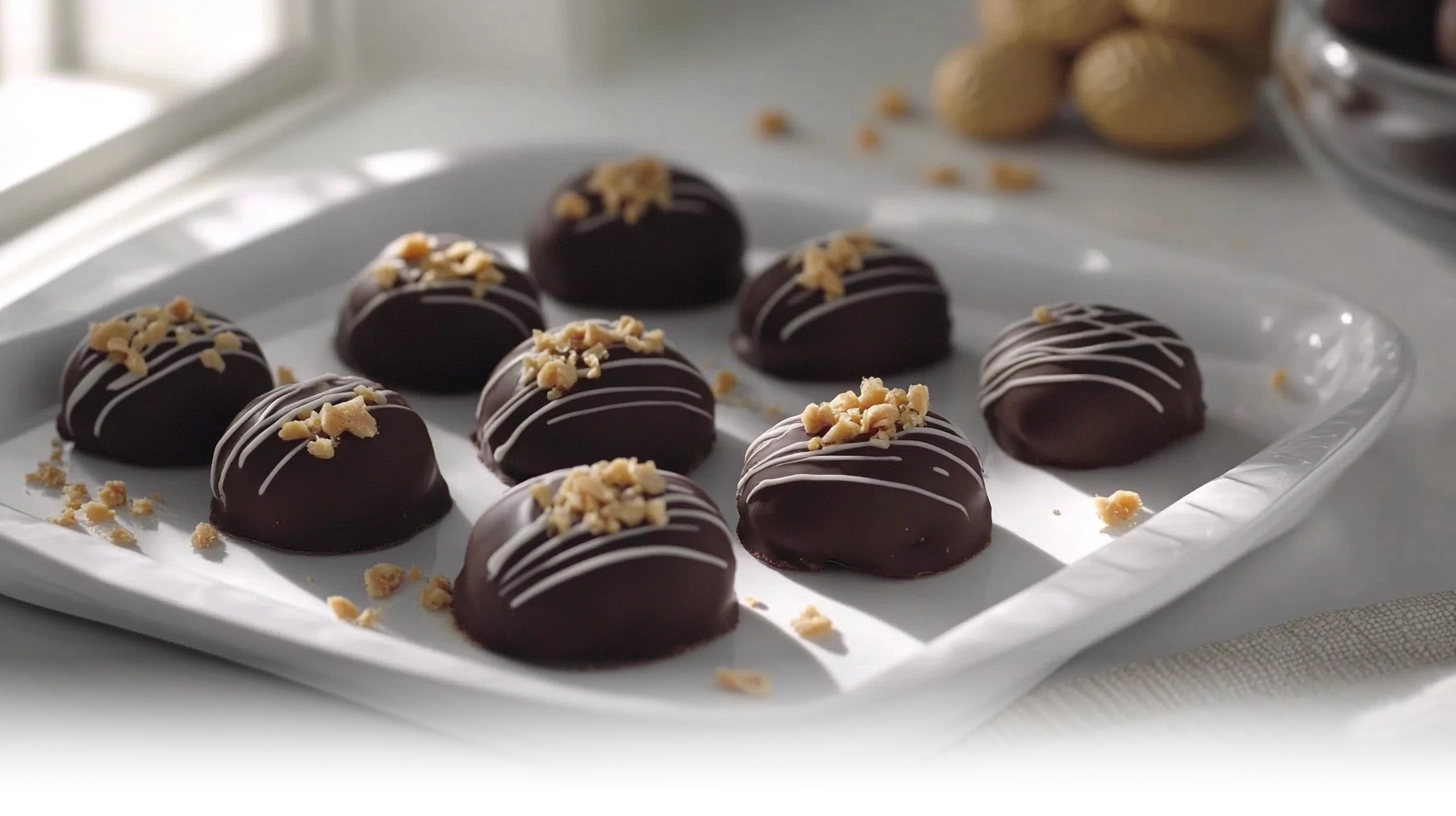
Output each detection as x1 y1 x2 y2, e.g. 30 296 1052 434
1272 0 1456 255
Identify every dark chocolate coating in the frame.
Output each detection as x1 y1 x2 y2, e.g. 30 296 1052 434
979 303 1205 469
56 308 274 466
1438 0 1456 68
732 235 952 382
1323 0 1442 65
526 165 746 309
209 374 452 553
333 233 545 394
453 470 738 667
736 411 991 578
474 329 716 484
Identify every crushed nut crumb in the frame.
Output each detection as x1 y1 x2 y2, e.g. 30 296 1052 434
421 584 452 611
988 159 1039 192
533 458 670 537
354 608 381 629
1271 369 1288 390
306 437 336 459
521 316 666 398
585 157 672 225
49 439 64 463
743 596 765 609
925 164 962 188
25 461 67 488
716 668 772 697
800 377 930 449
711 370 738 399
364 563 406 599
875 86 912 119
1094 491 1144 527
97 480 127 508
407 565 421 582
104 525 136 546
190 522 220 550
427 575 452 593
327 596 360 621
86 296 234 381
199 348 226 372
80 501 115 523
128 497 155 517
554 190 591 220
854 125 882 153
791 604 835 639
212 331 243 352
761 403 784 419
50 508 78 527
376 232 503 294
61 482 88 510
755 108 790 138
1033 305 1054 324
790 228 878 300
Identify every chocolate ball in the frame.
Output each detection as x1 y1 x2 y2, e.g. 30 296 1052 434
736 382 991 578
210 374 452 553
474 317 716 484
452 462 737 667
334 232 545 394
57 299 274 466
526 156 746 310
979 303 1205 469
1323 0 1442 64
732 230 952 382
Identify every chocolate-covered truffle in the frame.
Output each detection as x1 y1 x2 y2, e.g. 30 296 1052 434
1323 0 1442 65
526 156 746 309
736 379 991 578
334 231 545 394
453 458 737 667
979 303 1205 469
733 229 952 381
210 374 451 553
57 297 274 466
475 316 716 484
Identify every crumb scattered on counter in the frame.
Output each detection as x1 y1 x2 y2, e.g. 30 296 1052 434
716 668 772 697
97 480 127 508
327 595 360 621
190 522 220 550
277 365 297 385
407 564 422 582
103 526 136 546
791 604 835 639
711 369 738 399
925 164 962 188
364 563 406 599
988 159 1040 191
80 501 115 523
62 482 89 510
49 439 64 463
427 575 452 593
129 497 155 517
854 125 882 153
421 584 452 611
1271 368 1288 391
50 508 77 527
755 108 790 138
875 86 913 119
743 596 765 609
1094 490 1144 526
354 608 381 629
25 462 66 488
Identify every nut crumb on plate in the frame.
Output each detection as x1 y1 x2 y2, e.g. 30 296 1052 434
277 365 297 385
716 668 772 697
988 159 1040 191
711 370 737 399
755 107 790 138
97 480 127 507
791 605 834 639
853 125 882 152
364 563 406 599
875 86 913 118
129 497 155 517
742 596 765 609
25 462 66 488
50 508 78 527
421 584 453 611
80 501 115 523
1094 490 1144 526
327 596 360 621
190 522 220 550
407 564 422 582
1271 368 1288 390
1052 508 1062 516
61 482 89 509
924 164 962 187
354 608 381 629
104 526 136 546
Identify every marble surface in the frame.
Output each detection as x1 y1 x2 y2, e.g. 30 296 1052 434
3 0 1455 763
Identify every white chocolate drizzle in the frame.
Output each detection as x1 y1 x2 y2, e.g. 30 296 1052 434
748 240 941 341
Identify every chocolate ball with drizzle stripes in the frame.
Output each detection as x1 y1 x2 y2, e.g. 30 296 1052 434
474 316 716 485
453 458 737 666
527 156 746 309
334 231 545 394
209 374 452 553
733 229 952 381
979 303 1205 469
737 378 991 578
57 296 275 466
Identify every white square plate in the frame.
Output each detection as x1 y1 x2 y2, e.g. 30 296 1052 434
0 142 1412 768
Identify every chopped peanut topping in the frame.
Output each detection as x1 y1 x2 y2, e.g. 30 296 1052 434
385 232 434 263
212 331 243 352
1033 305 1054 324
791 605 834 639
854 125 882 153
800 378 930 449
50 508 78 527
174 327 195 346
716 668 772 697
104 526 136 546
421 584 453 611
327 596 360 621
278 420 313 441
276 366 296 385
364 563 406 599
790 229 879 301
375 232 503 295
925 164 962 188
427 575 452 593
1094 491 1144 526
520 316 667 398
352 384 381 404
306 437 336 459
80 501 115 523
61 482 88 510
190 522 220 550
711 370 738 399
755 108 790 138
554 190 591 220
166 296 194 322
407 565 422 582
875 86 913 119
988 159 1039 192
97 480 127 508
319 397 377 439
25 462 67 488
129 497 155 517
585 157 673 225
373 261 400 289
199 349 225 372
533 458 670 537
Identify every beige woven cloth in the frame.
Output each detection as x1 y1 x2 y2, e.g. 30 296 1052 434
965 592 1456 747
